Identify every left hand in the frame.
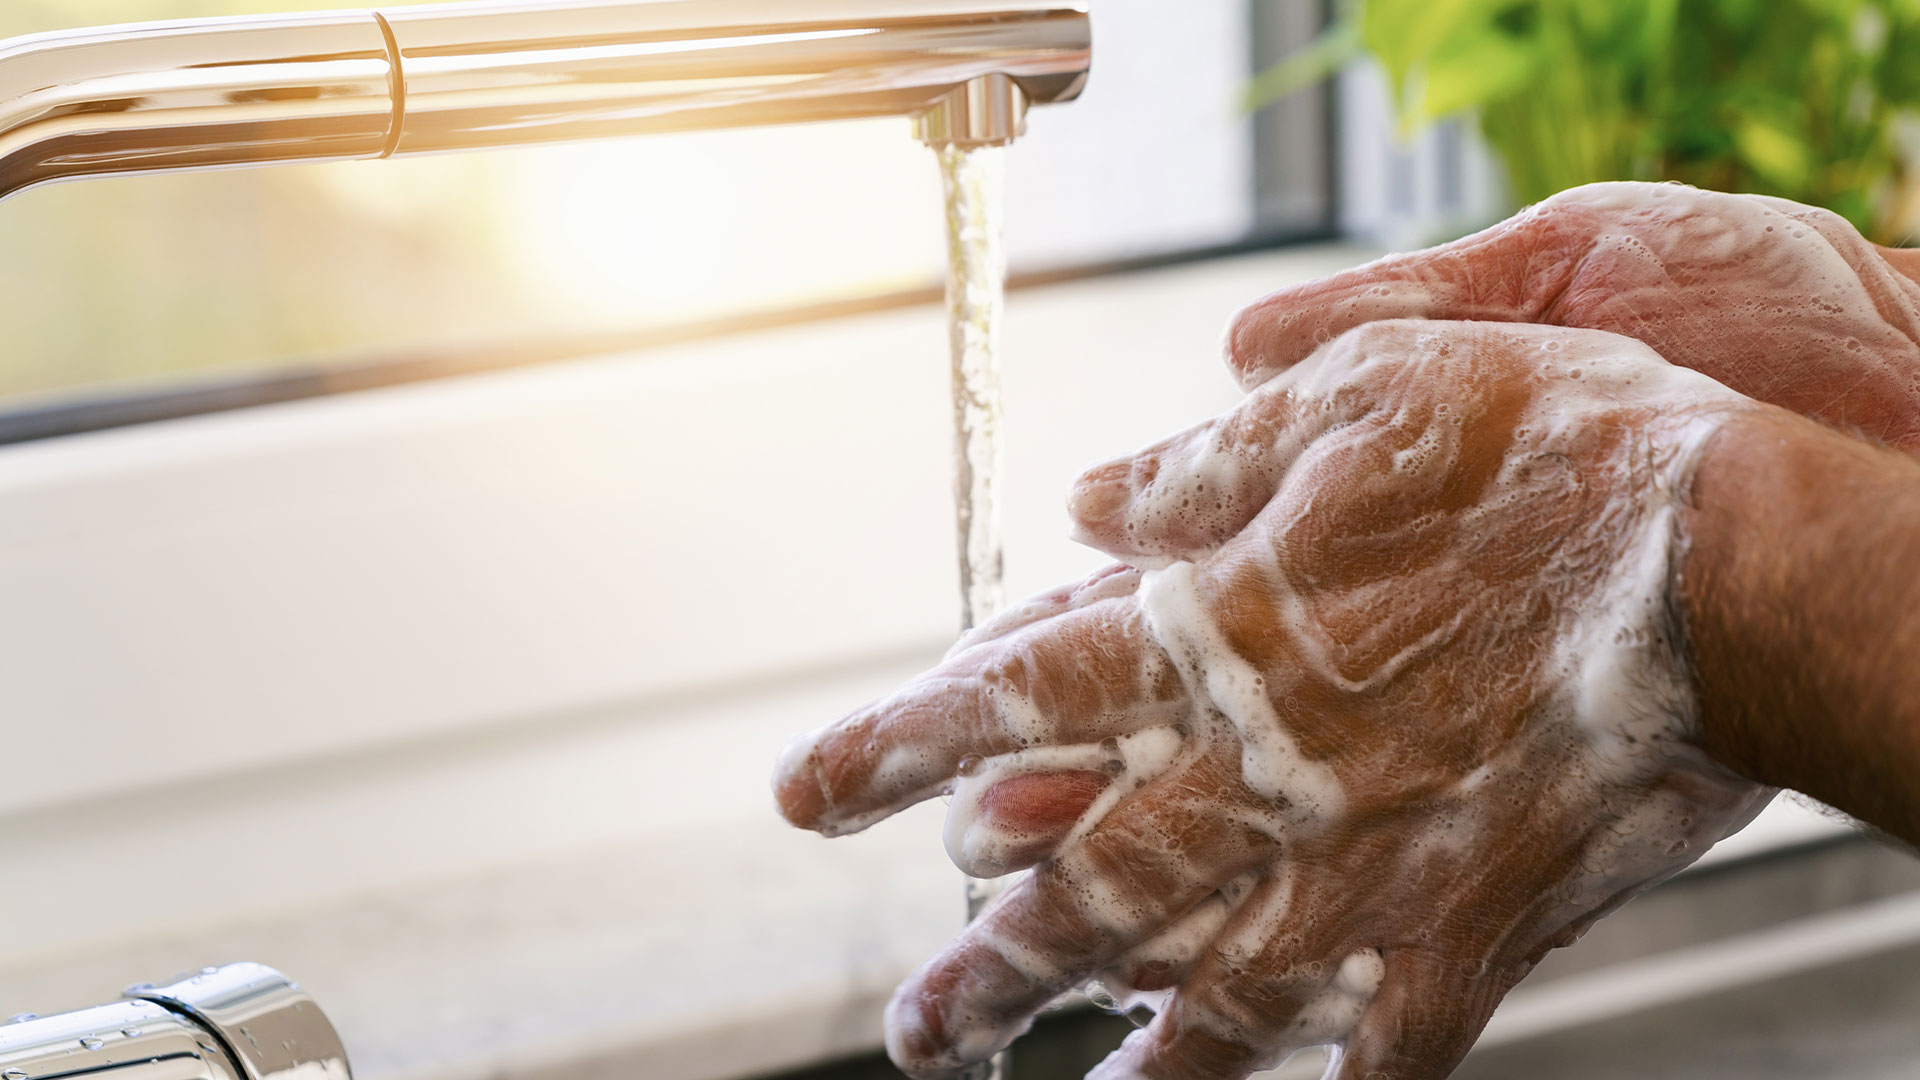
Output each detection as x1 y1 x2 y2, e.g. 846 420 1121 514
1222 182 1920 454
774 318 1773 1080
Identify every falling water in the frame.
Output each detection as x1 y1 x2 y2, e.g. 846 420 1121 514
938 144 1009 920
937 143 1010 1080
938 143 1009 638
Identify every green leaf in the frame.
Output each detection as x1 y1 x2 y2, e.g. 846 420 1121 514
1243 18 1363 111
1735 116 1817 189
1246 0 1920 242
1414 21 1543 122
1360 0 1509 104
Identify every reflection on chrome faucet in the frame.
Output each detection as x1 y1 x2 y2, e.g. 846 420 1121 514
0 964 351 1080
0 0 1090 200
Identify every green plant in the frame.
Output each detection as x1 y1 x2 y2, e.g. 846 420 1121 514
1253 0 1920 243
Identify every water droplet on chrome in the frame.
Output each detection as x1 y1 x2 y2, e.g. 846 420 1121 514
120 1028 142 1038
6 1067 30 1079
956 755 984 777
79 1037 105 1051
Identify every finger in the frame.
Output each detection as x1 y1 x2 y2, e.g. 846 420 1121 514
1102 893 1231 999
1330 951 1513 1080
774 597 1186 835
944 724 1189 878
1876 241 1920 289
887 753 1277 1079
945 562 1142 660
1068 317 1448 567
1223 186 1611 390
1098 872 1259 1004
944 767 1110 878
1066 377 1306 566
1090 872 1379 1080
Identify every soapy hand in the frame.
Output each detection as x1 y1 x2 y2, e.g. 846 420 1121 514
775 319 1775 1080
1225 182 1920 453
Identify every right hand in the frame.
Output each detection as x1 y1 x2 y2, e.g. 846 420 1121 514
777 320 1776 1080
1224 182 1920 454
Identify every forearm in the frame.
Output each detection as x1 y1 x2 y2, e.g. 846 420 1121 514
1680 407 1920 845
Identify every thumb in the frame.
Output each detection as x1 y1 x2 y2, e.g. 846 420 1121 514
1066 382 1303 566
1223 195 1551 392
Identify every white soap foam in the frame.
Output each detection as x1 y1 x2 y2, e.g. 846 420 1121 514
1088 424 1259 570
1083 945 1386 1080
1092 877 1247 1012
946 564 1143 659
1138 562 1345 819
1233 181 1920 448
942 725 1186 879
892 315 1792 1075
1266 949 1385 1058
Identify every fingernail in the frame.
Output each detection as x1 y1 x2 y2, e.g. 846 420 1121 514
1068 460 1133 528
772 735 830 829
1224 307 1273 386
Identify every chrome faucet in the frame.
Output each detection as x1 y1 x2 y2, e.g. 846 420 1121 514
0 965 352 1080
0 0 1090 201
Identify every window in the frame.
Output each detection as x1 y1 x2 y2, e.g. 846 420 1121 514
0 0 1334 436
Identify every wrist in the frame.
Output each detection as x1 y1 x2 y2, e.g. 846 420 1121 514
1676 406 1920 843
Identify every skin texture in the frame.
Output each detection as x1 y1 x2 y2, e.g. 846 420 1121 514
1682 410 1920 847
773 183 1920 1079
779 320 1774 1080
1222 182 1920 457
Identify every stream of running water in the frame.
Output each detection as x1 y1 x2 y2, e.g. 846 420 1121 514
937 143 1008 644
937 142 1011 1080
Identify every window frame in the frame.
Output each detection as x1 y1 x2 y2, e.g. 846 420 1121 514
0 1 1344 445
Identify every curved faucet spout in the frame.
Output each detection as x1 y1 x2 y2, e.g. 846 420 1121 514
0 0 1089 201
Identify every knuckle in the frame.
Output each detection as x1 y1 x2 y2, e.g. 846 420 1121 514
1309 320 1422 385
977 649 1039 711
1330 320 1403 356
1192 963 1308 1030
1533 179 1638 216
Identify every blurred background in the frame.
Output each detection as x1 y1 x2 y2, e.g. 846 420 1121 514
1 2 1916 1080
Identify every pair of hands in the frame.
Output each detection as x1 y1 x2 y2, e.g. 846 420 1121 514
775 183 1920 1080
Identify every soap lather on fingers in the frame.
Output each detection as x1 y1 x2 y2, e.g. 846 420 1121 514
776 317 1781 1080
